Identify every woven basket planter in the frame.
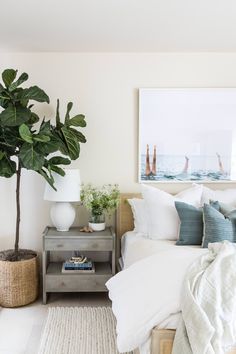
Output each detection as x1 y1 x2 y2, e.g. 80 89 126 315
0 255 39 308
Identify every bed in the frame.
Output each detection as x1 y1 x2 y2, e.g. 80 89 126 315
114 193 236 354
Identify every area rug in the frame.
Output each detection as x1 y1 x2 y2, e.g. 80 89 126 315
38 306 133 354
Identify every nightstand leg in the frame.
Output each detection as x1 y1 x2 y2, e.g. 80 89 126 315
112 247 116 275
42 250 47 304
43 291 47 305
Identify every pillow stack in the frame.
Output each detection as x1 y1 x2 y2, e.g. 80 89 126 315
128 184 236 248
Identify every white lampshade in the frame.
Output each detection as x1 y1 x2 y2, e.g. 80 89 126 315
44 169 81 202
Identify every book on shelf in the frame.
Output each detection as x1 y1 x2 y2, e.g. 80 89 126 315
62 261 95 274
64 262 93 269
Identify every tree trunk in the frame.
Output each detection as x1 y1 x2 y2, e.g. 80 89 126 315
14 159 21 260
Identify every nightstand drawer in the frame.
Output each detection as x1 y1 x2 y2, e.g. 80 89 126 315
45 274 111 292
44 238 113 251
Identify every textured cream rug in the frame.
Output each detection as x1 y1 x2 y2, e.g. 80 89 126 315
38 306 133 354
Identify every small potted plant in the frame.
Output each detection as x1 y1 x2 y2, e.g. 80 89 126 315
81 184 120 231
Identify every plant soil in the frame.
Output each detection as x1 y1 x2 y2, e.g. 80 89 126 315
0 249 37 262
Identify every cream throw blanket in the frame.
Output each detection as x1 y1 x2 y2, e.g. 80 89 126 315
172 241 236 354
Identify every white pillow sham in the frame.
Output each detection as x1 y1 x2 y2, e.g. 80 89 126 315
141 184 203 240
127 198 148 235
201 186 236 206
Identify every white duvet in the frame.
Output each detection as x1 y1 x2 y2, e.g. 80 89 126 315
106 244 207 353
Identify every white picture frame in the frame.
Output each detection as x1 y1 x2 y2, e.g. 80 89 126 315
139 88 236 183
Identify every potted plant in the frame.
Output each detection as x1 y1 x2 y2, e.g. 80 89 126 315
81 184 120 231
0 69 86 307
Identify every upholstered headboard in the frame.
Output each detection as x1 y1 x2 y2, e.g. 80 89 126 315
116 193 141 239
115 193 141 263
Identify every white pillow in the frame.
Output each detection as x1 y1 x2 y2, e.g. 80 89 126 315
127 198 148 235
141 184 203 240
201 186 236 206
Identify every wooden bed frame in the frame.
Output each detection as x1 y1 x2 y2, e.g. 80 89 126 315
116 193 236 354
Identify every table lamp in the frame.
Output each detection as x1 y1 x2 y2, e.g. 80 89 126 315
44 169 81 231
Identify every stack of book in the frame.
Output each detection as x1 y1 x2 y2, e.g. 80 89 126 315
62 258 95 274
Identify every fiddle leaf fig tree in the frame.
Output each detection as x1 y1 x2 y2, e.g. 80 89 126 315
0 69 86 261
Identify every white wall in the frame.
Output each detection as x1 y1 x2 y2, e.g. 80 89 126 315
0 52 236 252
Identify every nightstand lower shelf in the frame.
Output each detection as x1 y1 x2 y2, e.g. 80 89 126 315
45 262 111 294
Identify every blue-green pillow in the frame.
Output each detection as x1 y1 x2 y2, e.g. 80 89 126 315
175 202 203 245
202 204 236 248
175 201 220 246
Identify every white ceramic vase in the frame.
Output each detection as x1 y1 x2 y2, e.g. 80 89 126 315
88 213 106 231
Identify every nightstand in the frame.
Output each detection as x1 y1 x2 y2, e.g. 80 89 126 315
42 226 116 304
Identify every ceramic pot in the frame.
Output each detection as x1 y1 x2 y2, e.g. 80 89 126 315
88 213 106 231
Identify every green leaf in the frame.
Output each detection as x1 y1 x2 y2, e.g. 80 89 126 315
0 93 10 101
0 97 9 109
49 156 70 165
38 168 56 190
0 104 31 126
68 114 86 127
35 136 60 155
12 88 29 107
19 143 45 170
0 151 5 160
20 99 29 107
61 127 80 160
19 86 49 103
70 128 86 143
9 72 28 92
65 102 73 124
52 130 68 155
33 134 50 142
2 69 17 88
28 112 40 125
39 120 51 135
50 165 66 176
0 155 16 178
3 126 22 147
19 124 33 144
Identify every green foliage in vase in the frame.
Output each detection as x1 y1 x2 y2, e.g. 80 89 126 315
0 69 86 260
81 184 120 217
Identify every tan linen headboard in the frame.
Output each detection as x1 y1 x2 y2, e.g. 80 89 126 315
115 193 141 266
116 193 141 239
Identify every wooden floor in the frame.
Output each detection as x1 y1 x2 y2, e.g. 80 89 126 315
0 292 111 354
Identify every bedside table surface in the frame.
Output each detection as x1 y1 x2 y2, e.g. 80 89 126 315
43 226 114 239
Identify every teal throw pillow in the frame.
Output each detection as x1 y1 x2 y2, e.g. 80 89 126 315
202 204 236 248
175 202 203 245
175 201 220 246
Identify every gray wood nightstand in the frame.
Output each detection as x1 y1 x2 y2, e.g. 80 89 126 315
42 226 116 304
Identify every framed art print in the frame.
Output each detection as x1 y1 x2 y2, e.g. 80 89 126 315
139 88 236 182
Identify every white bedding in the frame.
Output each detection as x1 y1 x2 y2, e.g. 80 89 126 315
120 232 203 332
121 231 201 269
107 237 207 353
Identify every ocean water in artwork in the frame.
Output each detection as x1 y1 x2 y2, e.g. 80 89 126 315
140 154 231 181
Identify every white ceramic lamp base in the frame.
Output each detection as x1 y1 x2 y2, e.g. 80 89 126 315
50 202 76 231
